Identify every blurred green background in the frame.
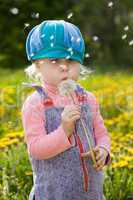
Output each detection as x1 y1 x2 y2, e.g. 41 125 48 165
0 0 133 70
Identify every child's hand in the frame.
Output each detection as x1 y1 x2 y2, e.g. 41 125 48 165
61 105 81 138
81 146 108 171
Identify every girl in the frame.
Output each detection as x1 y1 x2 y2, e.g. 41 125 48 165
21 20 111 200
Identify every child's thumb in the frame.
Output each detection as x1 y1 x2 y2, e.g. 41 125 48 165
81 151 92 159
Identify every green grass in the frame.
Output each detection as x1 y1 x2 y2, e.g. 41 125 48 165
0 67 133 200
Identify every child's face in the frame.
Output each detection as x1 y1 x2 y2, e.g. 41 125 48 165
35 58 81 86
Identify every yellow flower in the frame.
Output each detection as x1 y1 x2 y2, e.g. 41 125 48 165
1 138 19 147
0 105 5 116
123 156 133 162
112 160 128 168
128 164 133 169
25 171 33 176
126 148 133 155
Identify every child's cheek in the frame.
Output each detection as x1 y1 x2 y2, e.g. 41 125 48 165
68 69 79 81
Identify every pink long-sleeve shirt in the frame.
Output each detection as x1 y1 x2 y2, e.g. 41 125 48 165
21 81 111 161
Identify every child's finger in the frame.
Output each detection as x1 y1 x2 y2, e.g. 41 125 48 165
71 114 81 121
96 154 102 161
95 165 104 171
81 151 92 159
93 146 100 152
94 159 104 171
96 158 105 167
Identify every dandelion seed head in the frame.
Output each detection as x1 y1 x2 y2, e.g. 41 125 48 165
58 79 77 96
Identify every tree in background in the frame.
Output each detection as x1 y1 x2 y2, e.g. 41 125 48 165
0 0 133 69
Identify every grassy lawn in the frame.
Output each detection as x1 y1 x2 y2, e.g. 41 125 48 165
0 67 133 200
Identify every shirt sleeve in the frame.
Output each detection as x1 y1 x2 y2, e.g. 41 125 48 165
21 93 72 160
86 92 111 165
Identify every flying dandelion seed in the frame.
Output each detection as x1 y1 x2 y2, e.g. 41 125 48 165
66 55 71 59
108 1 114 8
76 38 81 43
50 35 54 40
50 43 54 47
71 36 74 41
85 53 90 58
31 12 40 19
129 40 133 46
70 51 74 55
67 12 73 19
67 48 73 52
121 34 127 40
93 36 99 42
35 13 39 18
30 53 34 57
24 23 30 29
10 7 19 15
67 48 73 55
41 34 45 38
124 26 129 31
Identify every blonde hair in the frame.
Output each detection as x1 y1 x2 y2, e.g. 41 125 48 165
24 63 43 83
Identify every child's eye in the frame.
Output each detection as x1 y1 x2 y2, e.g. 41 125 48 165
50 59 58 64
68 59 75 64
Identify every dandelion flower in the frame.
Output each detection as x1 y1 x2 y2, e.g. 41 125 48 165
58 79 77 96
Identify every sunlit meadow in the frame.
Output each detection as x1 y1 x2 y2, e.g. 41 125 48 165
0 68 133 200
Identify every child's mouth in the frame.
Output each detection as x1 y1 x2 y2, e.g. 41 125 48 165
62 77 68 81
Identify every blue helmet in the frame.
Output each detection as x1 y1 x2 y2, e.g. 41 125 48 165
26 20 85 64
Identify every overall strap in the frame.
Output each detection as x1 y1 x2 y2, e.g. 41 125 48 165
22 82 54 107
75 84 88 104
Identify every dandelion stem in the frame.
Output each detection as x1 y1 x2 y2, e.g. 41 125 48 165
69 92 97 165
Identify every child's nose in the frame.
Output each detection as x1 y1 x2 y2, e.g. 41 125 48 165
59 64 69 72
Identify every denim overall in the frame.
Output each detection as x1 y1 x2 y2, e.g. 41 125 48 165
26 84 104 200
